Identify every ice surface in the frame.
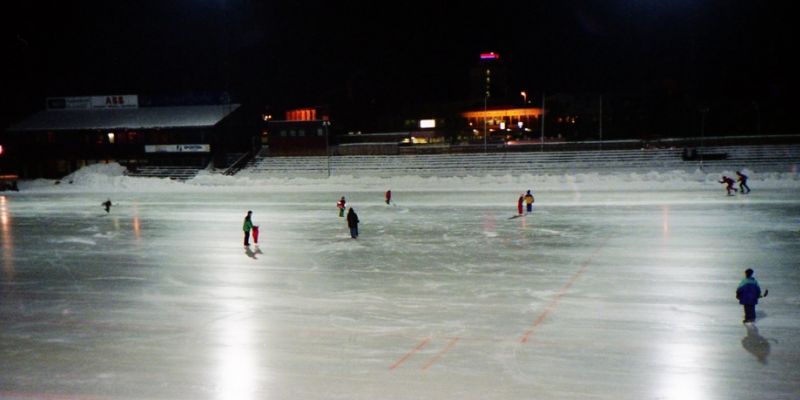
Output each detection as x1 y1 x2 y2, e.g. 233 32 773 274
1 163 799 399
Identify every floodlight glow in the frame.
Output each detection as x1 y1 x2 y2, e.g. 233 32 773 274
419 119 436 129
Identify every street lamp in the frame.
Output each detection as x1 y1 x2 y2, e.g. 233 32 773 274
483 95 488 152
520 91 527 104
323 120 331 177
752 101 761 134
598 94 603 150
540 92 546 152
700 107 709 170
700 107 709 146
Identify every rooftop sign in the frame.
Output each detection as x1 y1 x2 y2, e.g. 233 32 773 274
46 95 139 110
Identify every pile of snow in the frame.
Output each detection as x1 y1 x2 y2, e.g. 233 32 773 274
11 162 800 194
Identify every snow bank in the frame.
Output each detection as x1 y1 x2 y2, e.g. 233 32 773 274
11 162 800 194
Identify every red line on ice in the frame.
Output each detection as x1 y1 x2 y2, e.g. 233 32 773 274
389 337 431 370
520 241 607 343
422 337 460 371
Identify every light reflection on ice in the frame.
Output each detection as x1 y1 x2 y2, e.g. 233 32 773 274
0 162 798 399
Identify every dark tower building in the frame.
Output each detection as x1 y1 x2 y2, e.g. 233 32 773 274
469 52 509 107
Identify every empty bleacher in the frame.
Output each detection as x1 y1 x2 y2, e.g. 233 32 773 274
243 144 800 178
125 165 203 180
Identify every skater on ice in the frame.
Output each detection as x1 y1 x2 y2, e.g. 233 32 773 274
517 194 524 216
337 196 346 217
385 190 392 205
719 176 738 196
102 198 112 213
736 268 764 324
346 207 360 239
243 210 254 246
524 190 535 214
736 171 751 194
252 224 260 244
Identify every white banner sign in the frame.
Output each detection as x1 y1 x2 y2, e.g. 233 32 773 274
145 144 211 153
47 95 139 110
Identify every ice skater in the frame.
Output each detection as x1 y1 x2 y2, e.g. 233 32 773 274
524 190 535 214
385 190 392 205
517 194 524 216
719 176 738 196
102 198 112 213
736 171 751 194
736 268 765 324
337 196 346 217
242 210 254 246
346 207 360 239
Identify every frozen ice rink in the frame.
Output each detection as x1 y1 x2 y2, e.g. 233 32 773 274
2 168 800 400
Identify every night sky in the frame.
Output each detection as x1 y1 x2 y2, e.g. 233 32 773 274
2 1 797 128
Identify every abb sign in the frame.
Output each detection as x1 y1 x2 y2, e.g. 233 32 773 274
105 96 127 106
92 95 138 109
46 95 139 110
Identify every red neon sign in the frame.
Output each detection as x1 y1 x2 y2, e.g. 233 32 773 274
480 52 499 60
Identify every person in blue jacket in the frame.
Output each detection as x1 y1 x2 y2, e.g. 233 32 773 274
736 268 762 324
736 171 751 194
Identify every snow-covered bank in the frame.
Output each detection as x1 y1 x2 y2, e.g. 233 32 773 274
10 162 800 194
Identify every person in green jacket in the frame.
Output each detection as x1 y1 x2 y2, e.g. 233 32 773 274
243 210 254 246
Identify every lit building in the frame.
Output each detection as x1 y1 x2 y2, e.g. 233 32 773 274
461 107 543 143
262 106 332 156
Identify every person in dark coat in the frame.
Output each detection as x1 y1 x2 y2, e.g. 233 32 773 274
385 190 392 205
102 199 112 213
736 268 762 324
346 207 360 239
736 171 751 194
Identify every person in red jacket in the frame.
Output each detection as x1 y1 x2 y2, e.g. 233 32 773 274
337 196 346 217
385 190 392 205
719 176 737 196
517 194 524 216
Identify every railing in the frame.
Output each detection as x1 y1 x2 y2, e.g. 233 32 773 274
125 166 203 180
